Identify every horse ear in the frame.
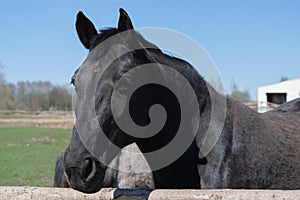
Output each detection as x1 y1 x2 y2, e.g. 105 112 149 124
76 11 98 49
118 8 134 32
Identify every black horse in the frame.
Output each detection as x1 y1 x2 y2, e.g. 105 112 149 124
54 9 300 193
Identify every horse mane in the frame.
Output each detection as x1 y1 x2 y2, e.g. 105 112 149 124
90 28 119 50
99 28 119 39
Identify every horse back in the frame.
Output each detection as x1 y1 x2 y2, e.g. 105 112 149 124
200 97 300 189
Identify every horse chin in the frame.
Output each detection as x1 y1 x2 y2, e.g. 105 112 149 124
72 179 103 194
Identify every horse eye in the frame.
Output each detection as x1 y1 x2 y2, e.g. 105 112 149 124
71 68 79 87
71 78 76 87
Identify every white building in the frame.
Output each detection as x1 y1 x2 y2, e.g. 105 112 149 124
258 78 300 113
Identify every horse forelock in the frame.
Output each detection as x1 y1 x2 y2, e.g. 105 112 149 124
89 28 119 51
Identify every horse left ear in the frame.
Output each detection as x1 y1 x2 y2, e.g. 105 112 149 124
76 11 98 49
118 8 134 32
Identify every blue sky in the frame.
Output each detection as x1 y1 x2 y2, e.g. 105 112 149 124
0 1 299 101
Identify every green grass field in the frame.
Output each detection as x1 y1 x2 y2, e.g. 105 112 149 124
0 127 71 187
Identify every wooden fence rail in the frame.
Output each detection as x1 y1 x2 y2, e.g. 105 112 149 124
0 187 299 200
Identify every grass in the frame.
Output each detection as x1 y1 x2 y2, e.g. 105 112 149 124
0 127 71 187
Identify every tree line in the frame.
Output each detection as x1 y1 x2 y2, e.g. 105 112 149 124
0 72 72 112
230 81 251 103
0 62 254 111
0 77 251 111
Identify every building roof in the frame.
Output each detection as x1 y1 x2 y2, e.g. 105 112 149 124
259 78 300 90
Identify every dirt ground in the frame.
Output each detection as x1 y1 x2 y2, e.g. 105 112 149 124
0 112 74 129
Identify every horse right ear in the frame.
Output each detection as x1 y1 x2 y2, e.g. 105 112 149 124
76 11 98 49
118 8 134 32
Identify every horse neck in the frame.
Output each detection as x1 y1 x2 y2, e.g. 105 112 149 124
136 133 201 189
133 50 215 188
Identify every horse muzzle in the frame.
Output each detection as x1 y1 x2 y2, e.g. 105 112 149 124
63 157 106 193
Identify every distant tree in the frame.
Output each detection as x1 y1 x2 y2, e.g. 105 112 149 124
16 81 27 110
0 62 5 85
0 64 73 111
230 81 251 103
49 86 72 111
0 83 16 110
0 63 16 110
280 76 289 82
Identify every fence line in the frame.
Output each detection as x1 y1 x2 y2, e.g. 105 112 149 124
1 187 299 200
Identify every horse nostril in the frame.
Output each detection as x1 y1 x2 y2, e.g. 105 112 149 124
64 168 71 179
82 158 94 180
63 168 71 186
